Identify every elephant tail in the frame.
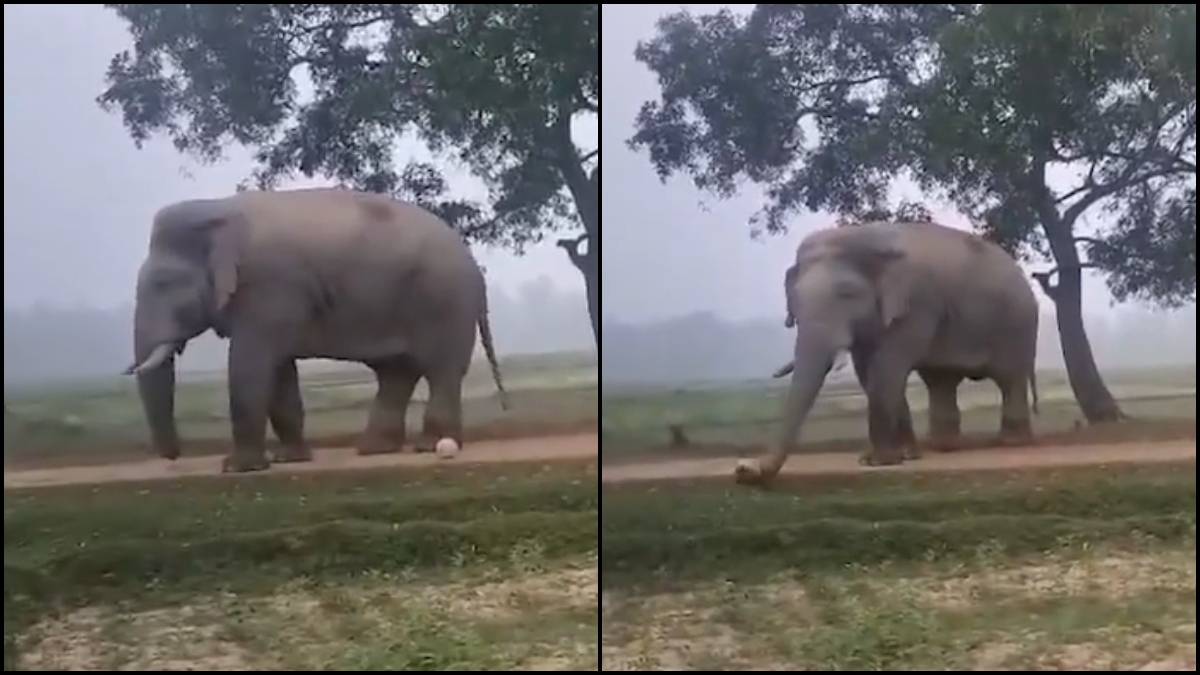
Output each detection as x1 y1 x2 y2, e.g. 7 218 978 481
1029 370 1039 416
477 294 511 411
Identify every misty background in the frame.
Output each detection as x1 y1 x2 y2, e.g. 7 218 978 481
3 5 592 390
600 4 1197 386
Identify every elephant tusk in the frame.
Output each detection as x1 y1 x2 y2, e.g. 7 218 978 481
772 361 795 379
124 343 176 376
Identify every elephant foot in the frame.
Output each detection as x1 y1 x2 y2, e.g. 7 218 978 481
271 444 313 464
902 443 922 461
996 418 1034 446
858 448 906 467
222 452 271 474
414 434 461 455
733 457 776 488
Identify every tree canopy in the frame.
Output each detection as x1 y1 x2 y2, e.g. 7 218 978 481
98 4 599 340
630 3 1195 421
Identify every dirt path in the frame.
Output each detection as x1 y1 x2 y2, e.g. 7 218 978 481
6 435 1195 490
3 433 598 490
600 439 1197 483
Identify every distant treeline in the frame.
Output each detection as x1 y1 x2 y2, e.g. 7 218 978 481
602 305 1197 387
4 275 591 389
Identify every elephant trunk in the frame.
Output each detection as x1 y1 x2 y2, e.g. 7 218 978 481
759 331 840 478
132 324 182 460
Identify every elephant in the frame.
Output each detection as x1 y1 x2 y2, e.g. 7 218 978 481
737 221 1039 485
126 187 509 473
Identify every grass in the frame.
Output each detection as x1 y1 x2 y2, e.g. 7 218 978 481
4 350 597 468
601 364 1197 461
600 364 1196 670
5 349 600 670
600 462 1197 670
7 362 1197 670
4 461 600 671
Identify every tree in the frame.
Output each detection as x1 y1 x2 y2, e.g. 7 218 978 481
97 4 599 343
630 4 1195 422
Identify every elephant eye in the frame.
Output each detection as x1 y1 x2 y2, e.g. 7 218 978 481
153 274 188 291
833 281 862 299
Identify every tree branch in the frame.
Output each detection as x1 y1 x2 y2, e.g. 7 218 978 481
1063 166 1188 225
1030 262 1101 299
556 233 590 270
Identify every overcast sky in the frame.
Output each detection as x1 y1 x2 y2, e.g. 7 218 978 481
601 4 1133 325
3 4 593 311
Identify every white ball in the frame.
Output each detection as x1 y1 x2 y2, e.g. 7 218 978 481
434 437 460 460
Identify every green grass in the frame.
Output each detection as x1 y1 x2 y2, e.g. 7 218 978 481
601 365 1197 460
5 350 597 468
4 462 600 671
600 461 1197 670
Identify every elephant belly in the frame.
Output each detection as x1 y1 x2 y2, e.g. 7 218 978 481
917 341 993 375
292 313 414 362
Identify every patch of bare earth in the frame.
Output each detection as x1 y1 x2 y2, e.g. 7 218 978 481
18 563 599 672
600 549 1197 671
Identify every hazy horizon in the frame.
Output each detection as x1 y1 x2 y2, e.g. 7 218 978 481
3 5 595 314
599 4 1194 386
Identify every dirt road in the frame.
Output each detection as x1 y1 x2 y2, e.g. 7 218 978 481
3 433 599 490
600 439 1197 483
5 434 1195 490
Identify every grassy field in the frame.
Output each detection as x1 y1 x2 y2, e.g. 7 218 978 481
600 463 1197 670
600 364 1196 670
4 460 601 671
601 364 1197 461
4 350 597 468
7 360 1196 671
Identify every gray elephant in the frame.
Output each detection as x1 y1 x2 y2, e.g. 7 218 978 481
126 188 508 473
737 221 1039 485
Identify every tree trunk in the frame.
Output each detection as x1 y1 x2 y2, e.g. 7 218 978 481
558 232 598 345
581 252 599 343
1029 170 1125 425
1046 266 1124 423
557 156 600 346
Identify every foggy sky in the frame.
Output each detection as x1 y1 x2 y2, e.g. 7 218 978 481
601 4 1140 325
2 4 594 311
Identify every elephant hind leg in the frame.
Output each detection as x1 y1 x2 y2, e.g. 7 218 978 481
996 375 1034 446
415 368 465 454
269 359 312 463
357 356 421 456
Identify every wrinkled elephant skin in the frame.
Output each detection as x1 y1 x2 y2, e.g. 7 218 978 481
745 221 1040 485
128 188 510 473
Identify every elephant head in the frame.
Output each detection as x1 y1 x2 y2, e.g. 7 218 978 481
126 200 247 459
757 228 912 478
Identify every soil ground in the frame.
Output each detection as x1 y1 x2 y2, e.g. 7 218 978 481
5 431 1196 490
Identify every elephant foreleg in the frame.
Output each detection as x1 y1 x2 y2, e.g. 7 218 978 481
896 399 920 460
357 357 421 456
920 370 963 452
224 338 277 473
851 349 918 461
268 360 312 463
417 369 464 453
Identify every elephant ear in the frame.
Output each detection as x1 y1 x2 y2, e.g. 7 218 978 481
835 232 909 326
207 214 247 314
151 199 248 313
